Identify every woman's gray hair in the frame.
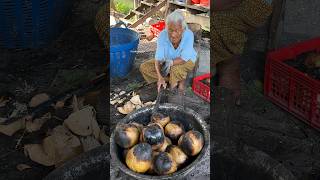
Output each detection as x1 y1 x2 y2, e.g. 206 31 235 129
165 9 187 30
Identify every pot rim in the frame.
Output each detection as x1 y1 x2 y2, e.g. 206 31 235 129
110 103 210 180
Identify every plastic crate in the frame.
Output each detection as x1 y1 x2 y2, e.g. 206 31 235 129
110 28 139 78
200 0 210 7
264 37 320 131
0 0 73 48
192 73 211 102
150 21 165 37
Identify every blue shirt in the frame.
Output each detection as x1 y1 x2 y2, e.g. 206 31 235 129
155 28 197 63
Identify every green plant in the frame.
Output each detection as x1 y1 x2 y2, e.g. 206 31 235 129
115 1 132 15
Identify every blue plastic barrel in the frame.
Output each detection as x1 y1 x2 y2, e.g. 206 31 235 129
0 0 73 48
110 28 139 78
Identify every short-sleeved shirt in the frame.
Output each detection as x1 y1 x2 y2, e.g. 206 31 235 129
155 28 197 63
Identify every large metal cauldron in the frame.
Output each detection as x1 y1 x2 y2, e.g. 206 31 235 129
110 103 210 180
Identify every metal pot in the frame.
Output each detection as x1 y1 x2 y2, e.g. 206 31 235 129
110 103 210 180
44 143 110 180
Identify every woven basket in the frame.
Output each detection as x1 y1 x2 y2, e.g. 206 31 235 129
95 4 108 45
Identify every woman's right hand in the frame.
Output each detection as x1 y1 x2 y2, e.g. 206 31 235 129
213 0 242 11
157 77 167 92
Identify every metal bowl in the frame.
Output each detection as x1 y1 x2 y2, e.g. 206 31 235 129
110 103 210 180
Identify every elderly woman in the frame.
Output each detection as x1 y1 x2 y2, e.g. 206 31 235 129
140 10 197 93
213 0 273 105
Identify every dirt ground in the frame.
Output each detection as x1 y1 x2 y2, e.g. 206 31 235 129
212 49 320 180
0 0 106 179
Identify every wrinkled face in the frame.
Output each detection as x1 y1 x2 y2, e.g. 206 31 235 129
167 21 184 46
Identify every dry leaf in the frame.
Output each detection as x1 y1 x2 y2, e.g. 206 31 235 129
144 101 153 106
80 136 101 152
43 126 83 167
63 106 97 137
117 107 127 114
130 95 142 105
135 105 142 109
25 113 50 133
0 118 25 136
110 99 117 105
119 91 126 96
29 93 50 108
16 164 31 171
24 144 54 166
54 101 65 109
117 101 135 114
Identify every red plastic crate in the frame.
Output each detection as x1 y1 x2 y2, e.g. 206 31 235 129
192 73 211 102
264 37 320 131
150 21 165 37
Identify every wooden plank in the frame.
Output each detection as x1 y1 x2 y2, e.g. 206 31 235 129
132 10 145 16
141 1 154 7
129 0 167 28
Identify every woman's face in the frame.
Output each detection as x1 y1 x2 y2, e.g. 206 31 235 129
167 21 183 45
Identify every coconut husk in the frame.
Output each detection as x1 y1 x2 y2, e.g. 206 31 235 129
29 93 49 108
24 144 55 166
63 106 98 137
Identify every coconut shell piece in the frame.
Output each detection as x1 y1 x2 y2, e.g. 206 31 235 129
141 123 165 150
153 152 177 175
130 95 142 105
114 123 140 148
29 93 50 108
126 143 152 173
158 137 172 152
166 145 187 166
164 121 185 143
178 130 204 156
24 144 55 166
151 112 170 127
63 106 99 137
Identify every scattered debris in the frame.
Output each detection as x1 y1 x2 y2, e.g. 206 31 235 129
63 106 99 137
29 93 50 108
117 101 135 115
15 129 27 149
42 125 83 167
54 101 65 109
144 101 153 106
16 164 32 171
24 144 55 166
25 113 51 133
130 95 142 105
15 81 36 97
119 91 126 96
9 102 28 118
80 136 101 152
0 96 10 108
0 118 25 136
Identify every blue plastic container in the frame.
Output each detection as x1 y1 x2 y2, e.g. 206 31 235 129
0 0 73 48
110 28 139 78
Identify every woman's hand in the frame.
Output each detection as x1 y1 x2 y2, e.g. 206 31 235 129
157 77 167 92
213 0 242 11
